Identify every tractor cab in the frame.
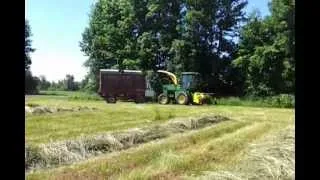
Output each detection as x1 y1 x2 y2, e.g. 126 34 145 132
181 72 201 92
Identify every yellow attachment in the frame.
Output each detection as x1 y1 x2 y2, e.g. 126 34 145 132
157 70 178 85
193 92 205 105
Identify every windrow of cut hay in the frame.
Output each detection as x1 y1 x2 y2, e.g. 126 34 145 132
190 125 294 180
26 114 230 172
25 105 98 115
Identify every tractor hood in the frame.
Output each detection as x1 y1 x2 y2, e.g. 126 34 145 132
157 70 178 85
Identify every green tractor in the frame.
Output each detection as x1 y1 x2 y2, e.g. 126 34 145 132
157 70 216 105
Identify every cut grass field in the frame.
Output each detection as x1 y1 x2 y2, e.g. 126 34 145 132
26 96 222 144
26 92 294 179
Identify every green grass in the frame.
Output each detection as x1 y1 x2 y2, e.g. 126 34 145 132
190 125 295 180
26 92 294 179
25 115 229 170
27 108 293 180
39 90 93 96
26 95 224 144
26 94 293 145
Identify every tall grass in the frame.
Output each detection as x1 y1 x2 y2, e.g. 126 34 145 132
38 90 103 101
37 91 294 108
215 94 294 108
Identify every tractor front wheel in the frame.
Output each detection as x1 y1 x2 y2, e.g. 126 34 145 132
158 93 169 105
176 93 189 105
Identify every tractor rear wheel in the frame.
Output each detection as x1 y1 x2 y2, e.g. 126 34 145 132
158 93 169 104
176 93 189 105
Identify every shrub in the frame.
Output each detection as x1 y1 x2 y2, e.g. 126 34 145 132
214 94 294 108
268 94 295 108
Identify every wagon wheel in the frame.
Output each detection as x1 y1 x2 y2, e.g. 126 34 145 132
158 93 169 105
106 96 116 103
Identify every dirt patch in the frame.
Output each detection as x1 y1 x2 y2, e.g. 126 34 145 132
25 115 230 172
25 105 98 115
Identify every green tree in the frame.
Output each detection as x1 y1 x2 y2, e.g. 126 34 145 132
25 20 39 94
80 0 183 91
79 75 89 90
80 0 136 91
25 20 35 71
136 0 182 71
81 0 247 94
170 0 247 94
38 75 51 90
233 0 295 96
48 81 58 91
25 71 39 94
63 74 79 91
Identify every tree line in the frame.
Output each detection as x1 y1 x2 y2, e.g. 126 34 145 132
25 73 88 93
80 0 294 97
26 0 294 97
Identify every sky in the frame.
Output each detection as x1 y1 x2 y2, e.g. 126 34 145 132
25 0 270 82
